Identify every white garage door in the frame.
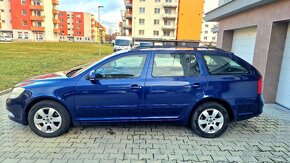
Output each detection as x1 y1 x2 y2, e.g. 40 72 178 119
276 23 290 109
231 27 257 64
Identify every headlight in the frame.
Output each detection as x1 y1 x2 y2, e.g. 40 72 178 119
9 87 25 99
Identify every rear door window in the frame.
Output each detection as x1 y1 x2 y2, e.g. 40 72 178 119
153 53 200 77
204 55 248 75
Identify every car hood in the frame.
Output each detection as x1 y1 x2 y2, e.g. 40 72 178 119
22 71 67 83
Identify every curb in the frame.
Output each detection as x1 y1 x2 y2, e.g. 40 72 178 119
0 88 12 96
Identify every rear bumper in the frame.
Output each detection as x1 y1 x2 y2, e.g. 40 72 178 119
233 95 264 121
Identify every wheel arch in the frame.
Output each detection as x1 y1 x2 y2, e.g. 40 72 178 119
189 97 234 123
24 97 72 125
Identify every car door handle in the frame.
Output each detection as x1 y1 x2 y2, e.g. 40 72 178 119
192 83 201 88
130 84 142 90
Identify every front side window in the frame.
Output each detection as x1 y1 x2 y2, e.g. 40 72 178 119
204 55 248 75
95 54 147 79
153 53 200 77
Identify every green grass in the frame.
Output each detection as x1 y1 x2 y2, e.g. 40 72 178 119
0 42 113 90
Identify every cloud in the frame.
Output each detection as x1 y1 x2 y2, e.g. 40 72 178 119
59 0 124 33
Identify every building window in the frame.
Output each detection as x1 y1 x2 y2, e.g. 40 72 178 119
165 9 171 14
212 37 216 40
1 9 4 12
153 30 159 36
21 0 26 4
77 31 82 35
155 0 160 2
154 19 159 25
164 20 171 25
77 20 82 23
139 30 144 36
154 8 160 14
139 7 145 14
18 32 23 39
23 21 27 26
166 0 172 2
204 36 207 40
24 32 28 39
164 31 171 36
205 31 208 34
22 10 26 16
1 20 5 23
76 14 81 18
139 19 145 25
77 25 81 29
140 0 145 2
205 24 209 28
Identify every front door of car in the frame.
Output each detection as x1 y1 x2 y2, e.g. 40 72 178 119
74 53 148 121
142 52 208 119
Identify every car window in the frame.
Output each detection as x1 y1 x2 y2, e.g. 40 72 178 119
204 55 248 75
95 54 147 79
153 53 200 77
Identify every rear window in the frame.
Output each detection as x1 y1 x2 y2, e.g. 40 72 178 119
153 53 200 77
204 55 248 75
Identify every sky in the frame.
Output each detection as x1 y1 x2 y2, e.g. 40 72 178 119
59 0 124 34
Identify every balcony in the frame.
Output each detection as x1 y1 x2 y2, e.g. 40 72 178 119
125 12 132 19
52 0 59 5
29 5 44 10
53 29 60 33
53 19 59 24
162 25 176 31
30 16 45 21
52 9 59 14
123 24 132 29
125 0 132 9
163 2 178 8
31 26 45 32
163 14 177 19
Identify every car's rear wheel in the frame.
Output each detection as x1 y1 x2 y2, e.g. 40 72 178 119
28 100 71 138
191 102 229 138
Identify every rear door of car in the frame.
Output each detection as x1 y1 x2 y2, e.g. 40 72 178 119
141 50 208 120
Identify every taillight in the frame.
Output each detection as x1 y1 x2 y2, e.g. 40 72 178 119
258 77 263 95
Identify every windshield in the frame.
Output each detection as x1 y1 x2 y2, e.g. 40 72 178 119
65 62 94 77
66 52 120 77
115 39 130 46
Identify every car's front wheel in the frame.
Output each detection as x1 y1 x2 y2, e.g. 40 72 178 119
191 102 229 138
28 100 71 137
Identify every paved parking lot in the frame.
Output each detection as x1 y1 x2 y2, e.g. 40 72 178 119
0 94 290 163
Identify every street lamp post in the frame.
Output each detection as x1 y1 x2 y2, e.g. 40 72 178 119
98 5 104 56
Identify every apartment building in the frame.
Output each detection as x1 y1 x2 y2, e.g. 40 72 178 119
121 0 204 42
0 0 59 42
59 11 93 42
200 0 219 44
93 21 106 43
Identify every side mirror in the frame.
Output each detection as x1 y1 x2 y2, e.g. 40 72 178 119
87 70 97 81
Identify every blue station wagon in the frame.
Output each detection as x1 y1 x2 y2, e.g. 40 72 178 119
6 46 264 138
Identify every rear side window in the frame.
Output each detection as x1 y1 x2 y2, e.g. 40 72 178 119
153 53 200 77
204 55 248 75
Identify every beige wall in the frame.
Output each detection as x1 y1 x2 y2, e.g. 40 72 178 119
43 0 58 42
217 0 290 102
0 0 12 36
132 0 178 40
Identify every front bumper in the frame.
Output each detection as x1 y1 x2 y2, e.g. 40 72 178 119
6 92 31 125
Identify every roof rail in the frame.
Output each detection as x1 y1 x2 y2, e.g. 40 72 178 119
133 40 226 52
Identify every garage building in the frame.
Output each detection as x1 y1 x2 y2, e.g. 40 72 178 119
205 0 290 109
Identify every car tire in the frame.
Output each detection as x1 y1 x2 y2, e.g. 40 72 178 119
28 100 71 138
191 102 229 138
